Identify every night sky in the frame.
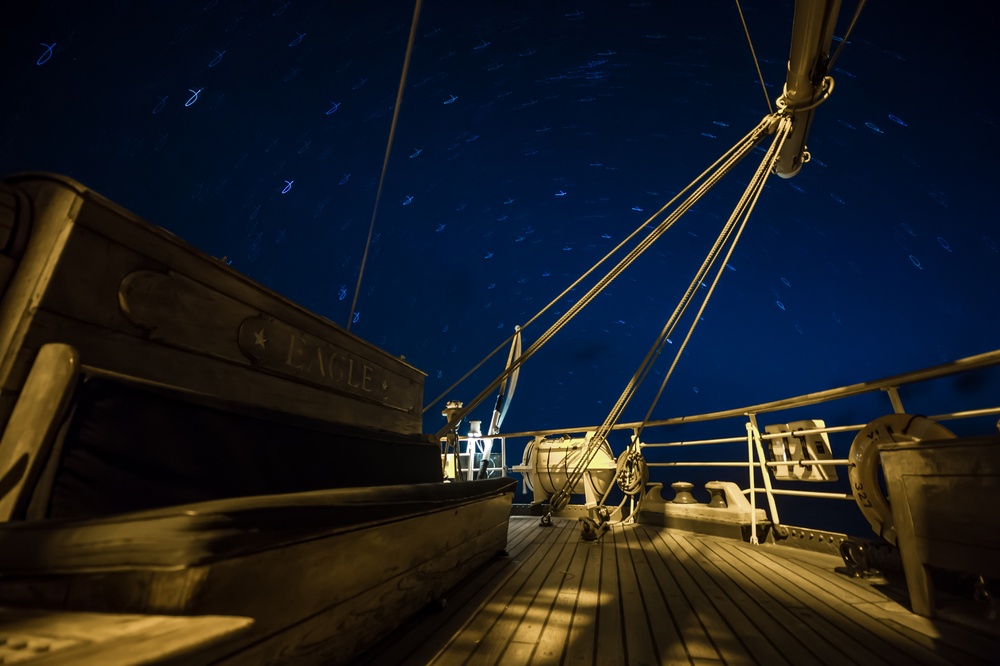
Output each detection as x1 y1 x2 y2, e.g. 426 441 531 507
3 1 998 534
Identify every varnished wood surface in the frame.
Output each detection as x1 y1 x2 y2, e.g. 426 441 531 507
0 607 252 664
356 517 1000 665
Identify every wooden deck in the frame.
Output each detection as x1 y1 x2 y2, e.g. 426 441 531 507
355 516 1000 665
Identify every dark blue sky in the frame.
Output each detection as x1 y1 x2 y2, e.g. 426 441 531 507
3 1 998 531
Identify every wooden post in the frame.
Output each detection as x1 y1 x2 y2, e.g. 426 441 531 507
0 343 78 521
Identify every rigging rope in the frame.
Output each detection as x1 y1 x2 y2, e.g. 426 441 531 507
429 7 856 436
635 116 794 442
423 120 765 414
432 117 776 441
735 0 774 115
828 0 867 72
347 0 423 332
549 114 795 514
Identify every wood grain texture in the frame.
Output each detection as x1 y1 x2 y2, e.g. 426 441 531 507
0 607 252 665
880 436 1000 618
360 516 1000 666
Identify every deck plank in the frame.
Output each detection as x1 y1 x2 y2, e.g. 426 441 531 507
716 536 953 665
631 525 717 663
708 537 922 664
436 519 575 665
352 516 1000 666
698 537 869 666
642 527 757 665
594 527 625 666
505 516 544 557
530 528 592 665
620 524 691 664
615 527 660 665
563 532 602 666
478 520 580 664
502 519 586 663
675 530 844 666
657 529 791 665
752 541 888 604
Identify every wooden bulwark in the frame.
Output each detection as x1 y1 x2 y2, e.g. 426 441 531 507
357 517 1000 665
0 174 426 439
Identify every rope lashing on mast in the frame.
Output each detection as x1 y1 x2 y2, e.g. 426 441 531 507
777 75 835 114
432 116 778 443
548 114 796 515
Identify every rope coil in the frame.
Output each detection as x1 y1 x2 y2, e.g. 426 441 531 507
615 448 649 496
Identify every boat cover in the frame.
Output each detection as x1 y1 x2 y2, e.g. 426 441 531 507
0 476 516 572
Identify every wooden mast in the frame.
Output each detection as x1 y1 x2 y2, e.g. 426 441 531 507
774 0 843 178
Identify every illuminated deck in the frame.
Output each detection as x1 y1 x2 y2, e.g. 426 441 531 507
357 516 1000 665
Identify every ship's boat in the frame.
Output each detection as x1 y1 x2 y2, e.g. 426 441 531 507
0 173 516 664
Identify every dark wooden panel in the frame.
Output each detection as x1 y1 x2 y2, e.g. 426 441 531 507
880 436 1000 618
0 179 82 396
0 484 514 665
26 311 420 434
355 516 542 665
1 175 424 437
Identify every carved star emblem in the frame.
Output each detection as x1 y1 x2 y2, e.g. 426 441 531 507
254 329 268 349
